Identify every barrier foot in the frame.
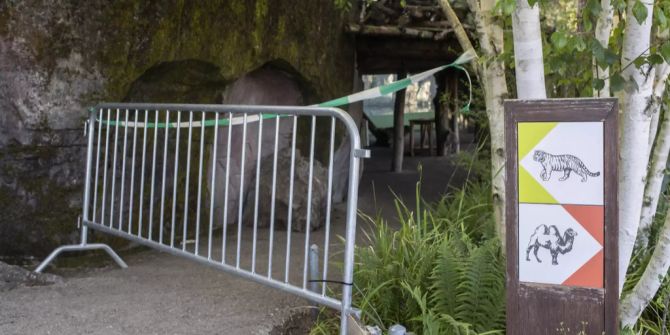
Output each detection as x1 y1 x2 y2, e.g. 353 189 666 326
34 243 128 273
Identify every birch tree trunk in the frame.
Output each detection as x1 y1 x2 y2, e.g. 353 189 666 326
512 0 546 99
475 0 509 241
620 202 670 327
617 0 656 290
637 63 670 249
593 0 613 97
438 0 509 242
647 63 670 156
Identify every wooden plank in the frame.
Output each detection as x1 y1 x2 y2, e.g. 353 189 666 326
504 98 618 335
434 72 447 156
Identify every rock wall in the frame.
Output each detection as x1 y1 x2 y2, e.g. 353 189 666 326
0 0 353 256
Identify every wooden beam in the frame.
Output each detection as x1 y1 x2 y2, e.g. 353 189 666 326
392 73 407 172
434 72 448 156
451 71 460 153
345 23 453 41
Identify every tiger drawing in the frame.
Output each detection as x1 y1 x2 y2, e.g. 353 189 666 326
532 150 600 182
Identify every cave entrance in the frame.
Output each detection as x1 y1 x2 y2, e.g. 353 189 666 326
124 59 229 104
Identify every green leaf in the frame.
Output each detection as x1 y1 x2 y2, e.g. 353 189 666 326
632 0 649 23
661 42 670 63
592 40 606 65
648 54 664 65
550 31 568 50
633 56 646 68
527 0 538 7
502 0 515 15
587 0 602 17
612 0 626 12
604 47 619 65
593 78 606 91
583 16 593 32
656 8 668 28
610 73 626 92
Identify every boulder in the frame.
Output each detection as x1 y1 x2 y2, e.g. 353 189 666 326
243 149 328 232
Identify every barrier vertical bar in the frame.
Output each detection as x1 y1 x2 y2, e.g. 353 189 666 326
208 113 219 260
128 110 139 234
251 116 263 273
302 115 316 289
182 112 194 251
159 111 170 244
138 110 149 237
91 109 103 222
81 111 97 244
285 115 298 283
340 113 362 335
267 115 280 278
118 109 129 230
222 112 233 263
170 111 181 248
109 109 120 228
148 110 159 240
236 113 248 269
322 117 336 295
195 112 206 255
100 109 111 227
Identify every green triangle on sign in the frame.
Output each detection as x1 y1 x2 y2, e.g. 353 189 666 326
519 166 558 204
518 122 558 161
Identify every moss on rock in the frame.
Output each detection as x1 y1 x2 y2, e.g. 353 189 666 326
0 0 354 257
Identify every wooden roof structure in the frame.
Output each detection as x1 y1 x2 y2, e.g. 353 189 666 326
345 0 462 74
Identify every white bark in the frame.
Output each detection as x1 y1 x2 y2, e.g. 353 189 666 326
440 0 509 241
637 63 670 249
476 0 509 240
620 203 670 327
512 0 546 99
593 0 613 97
648 63 670 155
618 0 656 291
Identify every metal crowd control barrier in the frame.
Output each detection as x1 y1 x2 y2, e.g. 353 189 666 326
35 103 368 334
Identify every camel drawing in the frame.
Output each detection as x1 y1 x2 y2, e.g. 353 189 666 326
525 224 577 265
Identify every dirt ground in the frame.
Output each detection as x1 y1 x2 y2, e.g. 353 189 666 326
0 146 463 335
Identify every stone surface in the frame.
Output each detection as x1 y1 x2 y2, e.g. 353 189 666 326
0 261 62 292
0 0 353 256
208 65 307 230
244 149 329 232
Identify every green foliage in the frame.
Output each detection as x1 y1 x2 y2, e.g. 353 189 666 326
333 0 353 11
631 0 649 23
518 0 670 97
622 193 670 334
340 154 506 335
349 183 505 334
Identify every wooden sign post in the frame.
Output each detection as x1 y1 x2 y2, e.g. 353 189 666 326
505 99 618 335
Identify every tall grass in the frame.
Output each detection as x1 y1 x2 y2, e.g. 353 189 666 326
346 174 505 335
310 149 669 334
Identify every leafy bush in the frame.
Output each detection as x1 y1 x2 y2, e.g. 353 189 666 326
317 172 506 335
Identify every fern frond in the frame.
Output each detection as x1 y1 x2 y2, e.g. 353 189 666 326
454 239 506 332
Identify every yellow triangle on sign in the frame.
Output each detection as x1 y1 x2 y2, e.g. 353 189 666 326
518 122 558 161
519 166 558 204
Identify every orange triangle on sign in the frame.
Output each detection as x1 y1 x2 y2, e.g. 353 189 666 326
562 250 604 288
562 205 604 245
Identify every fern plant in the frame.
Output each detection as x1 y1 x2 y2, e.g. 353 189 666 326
346 173 506 335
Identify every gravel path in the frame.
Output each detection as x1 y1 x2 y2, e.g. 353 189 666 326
0 250 309 335
0 146 464 335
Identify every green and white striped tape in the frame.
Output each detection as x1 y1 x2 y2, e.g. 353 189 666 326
316 49 474 109
99 50 475 128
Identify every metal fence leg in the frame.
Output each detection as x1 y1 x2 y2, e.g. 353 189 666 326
34 243 128 273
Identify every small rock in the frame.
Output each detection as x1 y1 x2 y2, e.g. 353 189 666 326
0 261 62 291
